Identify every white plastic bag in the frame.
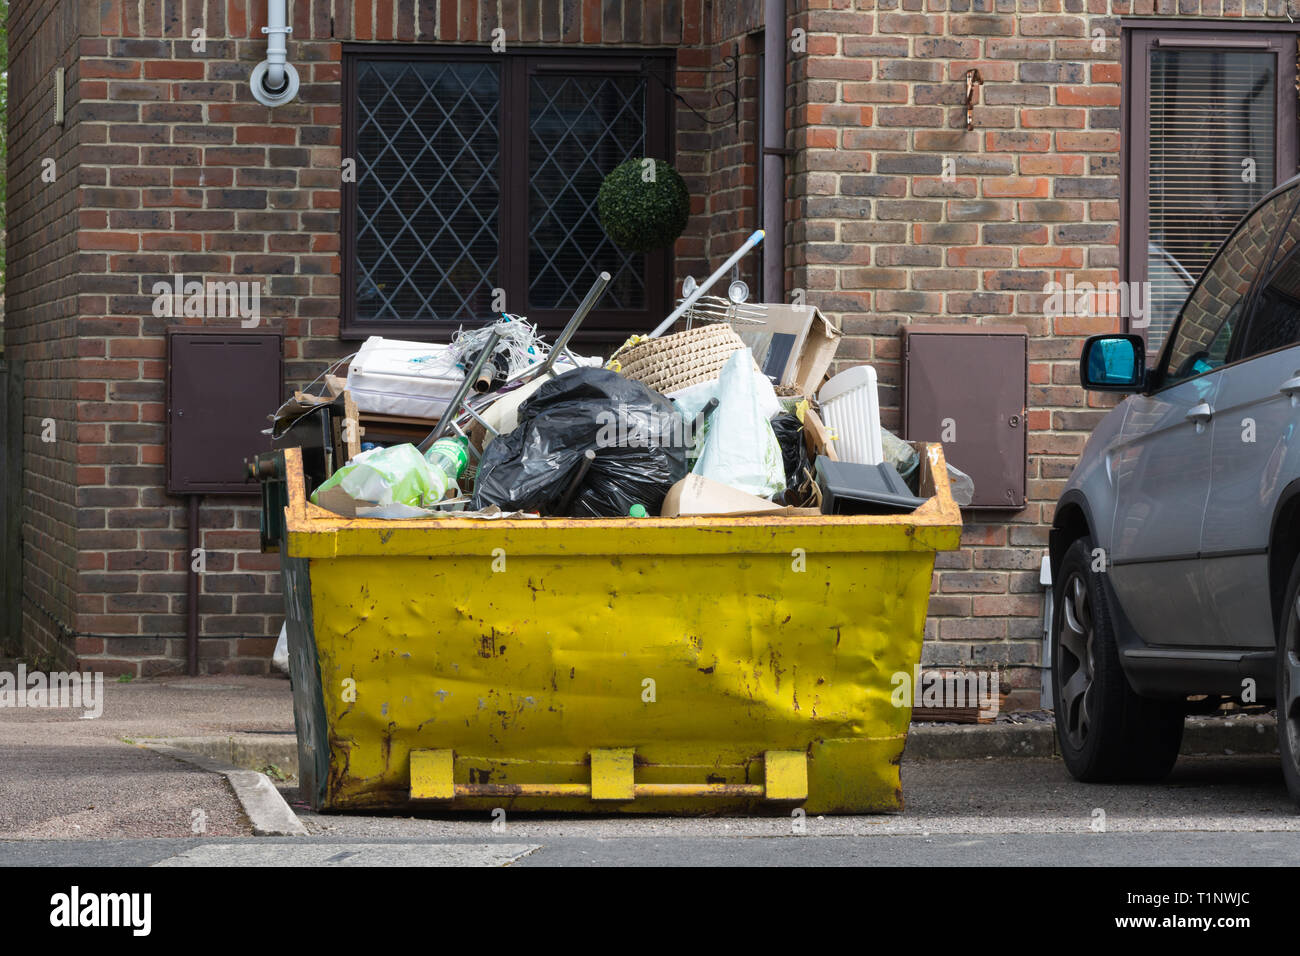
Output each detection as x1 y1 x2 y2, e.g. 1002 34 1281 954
691 349 785 499
272 623 290 675
946 462 975 507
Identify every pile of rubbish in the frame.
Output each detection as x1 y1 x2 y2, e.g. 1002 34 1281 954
270 231 974 521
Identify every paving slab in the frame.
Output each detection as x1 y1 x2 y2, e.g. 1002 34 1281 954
0 675 294 840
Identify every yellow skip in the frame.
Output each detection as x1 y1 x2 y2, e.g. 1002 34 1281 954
280 443 961 814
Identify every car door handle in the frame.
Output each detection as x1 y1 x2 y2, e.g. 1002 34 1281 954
1185 402 1214 433
1280 373 1300 405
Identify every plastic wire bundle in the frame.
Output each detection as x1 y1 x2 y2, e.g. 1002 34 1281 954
451 314 551 390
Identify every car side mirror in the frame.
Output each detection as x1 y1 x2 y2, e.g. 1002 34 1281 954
1079 334 1146 392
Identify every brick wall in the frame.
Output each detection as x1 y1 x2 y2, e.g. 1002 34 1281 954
11 0 1289 696
6 0 85 668
692 1 765 293
9 0 746 676
785 0 1299 708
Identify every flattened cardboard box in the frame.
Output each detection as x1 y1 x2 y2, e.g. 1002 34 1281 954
737 304 842 396
661 473 820 518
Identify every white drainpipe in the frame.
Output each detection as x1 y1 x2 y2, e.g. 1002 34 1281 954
251 0 299 107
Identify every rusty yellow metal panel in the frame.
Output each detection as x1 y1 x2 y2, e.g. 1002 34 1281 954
591 749 635 800
763 751 809 801
280 443 962 814
409 749 454 800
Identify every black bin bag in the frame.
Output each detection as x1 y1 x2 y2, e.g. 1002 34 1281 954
770 412 811 506
471 368 689 517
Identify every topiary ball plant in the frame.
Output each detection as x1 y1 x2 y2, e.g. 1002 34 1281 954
596 157 690 253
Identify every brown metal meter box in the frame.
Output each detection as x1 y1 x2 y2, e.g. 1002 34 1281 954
166 328 283 495
900 325 1027 510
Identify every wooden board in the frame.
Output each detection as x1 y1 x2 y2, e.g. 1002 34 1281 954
343 391 361 461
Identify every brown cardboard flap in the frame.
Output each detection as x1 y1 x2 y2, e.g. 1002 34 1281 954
793 306 841 396
661 473 820 518
802 407 838 461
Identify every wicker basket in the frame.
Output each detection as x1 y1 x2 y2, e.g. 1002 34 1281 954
614 324 747 394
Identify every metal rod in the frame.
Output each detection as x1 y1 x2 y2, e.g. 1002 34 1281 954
507 271 612 386
418 782 767 799
541 271 609 375
650 230 764 338
420 330 501 451
459 404 499 439
186 494 201 677
555 448 597 516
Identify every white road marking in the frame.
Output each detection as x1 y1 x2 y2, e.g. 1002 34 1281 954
153 842 540 867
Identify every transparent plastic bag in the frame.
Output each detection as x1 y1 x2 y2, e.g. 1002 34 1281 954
691 349 785 499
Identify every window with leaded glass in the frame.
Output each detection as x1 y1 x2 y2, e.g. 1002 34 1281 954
343 50 673 340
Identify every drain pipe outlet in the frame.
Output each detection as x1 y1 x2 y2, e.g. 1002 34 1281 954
251 0 299 107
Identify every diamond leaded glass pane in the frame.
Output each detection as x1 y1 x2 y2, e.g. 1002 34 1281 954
528 74 647 311
354 61 500 324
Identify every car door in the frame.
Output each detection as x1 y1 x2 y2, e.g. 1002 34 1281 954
1202 193 1300 648
1107 188 1295 647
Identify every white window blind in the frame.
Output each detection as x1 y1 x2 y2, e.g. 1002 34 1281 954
1145 48 1277 353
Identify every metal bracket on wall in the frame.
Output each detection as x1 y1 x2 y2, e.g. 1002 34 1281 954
964 68 984 131
648 45 741 131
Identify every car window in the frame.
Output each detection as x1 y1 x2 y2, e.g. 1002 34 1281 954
1239 200 1300 360
1162 188 1296 387
1146 245 1194 362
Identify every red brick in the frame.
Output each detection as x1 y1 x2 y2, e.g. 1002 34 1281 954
982 176 1050 198
1056 85 1122 107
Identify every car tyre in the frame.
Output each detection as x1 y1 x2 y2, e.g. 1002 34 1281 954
1276 557 1300 806
1052 536 1184 782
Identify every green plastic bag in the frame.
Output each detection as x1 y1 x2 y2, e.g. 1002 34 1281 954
311 443 449 515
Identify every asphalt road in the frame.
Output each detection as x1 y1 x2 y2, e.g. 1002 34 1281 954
3 675 1296 865
1 830 1298 866
3 754 1298 865
285 754 1300 840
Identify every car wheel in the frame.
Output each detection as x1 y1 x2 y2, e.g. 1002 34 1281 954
1276 557 1300 805
1052 536 1184 782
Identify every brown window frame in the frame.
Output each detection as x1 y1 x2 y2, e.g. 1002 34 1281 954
1120 19 1300 365
341 45 676 343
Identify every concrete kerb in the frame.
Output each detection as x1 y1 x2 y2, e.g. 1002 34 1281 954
147 734 300 778
137 740 307 837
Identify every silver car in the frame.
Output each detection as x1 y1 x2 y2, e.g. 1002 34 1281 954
1052 175 1300 802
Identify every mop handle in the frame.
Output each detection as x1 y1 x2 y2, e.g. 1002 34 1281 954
649 229 764 339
